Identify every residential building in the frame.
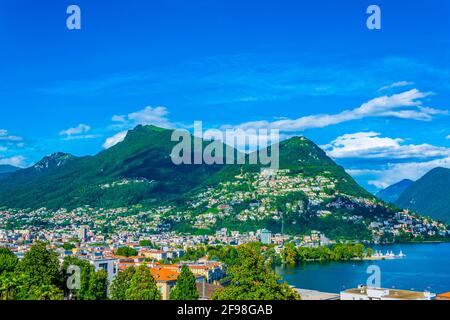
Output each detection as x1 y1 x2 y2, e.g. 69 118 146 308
260 229 272 245
89 258 119 283
340 286 435 300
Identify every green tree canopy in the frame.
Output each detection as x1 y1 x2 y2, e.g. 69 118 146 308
87 270 108 300
139 240 155 248
61 256 108 300
62 256 93 299
170 265 198 300
0 247 18 274
110 266 136 300
24 284 64 300
116 246 138 257
62 243 76 251
0 272 27 300
212 243 300 300
125 264 161 300
17 242 62 289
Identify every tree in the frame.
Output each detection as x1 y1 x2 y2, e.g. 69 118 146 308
281 243 297 265
62 243 76 251
25 284 64 300
17 242 62 289
0 272 26 300
0 248 18 274
125 264 161 300
212 244 300 300
87 270 108 300
353 243 365 259
139 240 155 248
115 246 138 257
62 256 107 300
170 265 198 300
110 267 136 300
62 256 92 299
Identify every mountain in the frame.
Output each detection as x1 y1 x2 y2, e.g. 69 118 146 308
376 179 414 203
395 167 450 223
0 125 370 209
0 164 20 180
32 152 75 172
1 125 448 242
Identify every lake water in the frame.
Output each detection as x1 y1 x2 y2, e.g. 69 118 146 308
275 243 450 294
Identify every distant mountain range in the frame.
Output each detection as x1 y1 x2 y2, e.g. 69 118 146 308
0 125 369 210
0 164 20 180
376 179 414 203
394 167 450 223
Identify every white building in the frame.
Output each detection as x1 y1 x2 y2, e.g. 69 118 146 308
89 258 119 283
341 286 435 300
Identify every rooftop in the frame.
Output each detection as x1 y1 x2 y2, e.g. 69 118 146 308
344 286 433 300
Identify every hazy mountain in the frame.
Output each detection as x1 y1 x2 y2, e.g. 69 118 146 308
376 179 414 203
395 167 450 223
0 164 21 180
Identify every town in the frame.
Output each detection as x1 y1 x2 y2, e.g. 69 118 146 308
1 169 449 300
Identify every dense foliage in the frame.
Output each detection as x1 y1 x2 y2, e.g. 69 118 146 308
0 243 107 300
170 265 199 300
62 256 108 300
109 266 136 300
115 246 138 257
0 243 64 300
212 243 300 300
125 264 161 300
281 243 367 265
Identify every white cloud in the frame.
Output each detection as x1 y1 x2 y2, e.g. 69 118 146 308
349 157 450 189
111 115 126 123
102 131 127 149
323 132 450 159
0 155 26 167
59 124 97 140
378 81 414 91
0 129 23 142
104 106 173 149
328 131 450 189
447 135 450 140
112 106 173 129
224 89 447 132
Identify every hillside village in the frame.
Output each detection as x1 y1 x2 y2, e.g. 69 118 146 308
1 168 448 251
0 165 449 302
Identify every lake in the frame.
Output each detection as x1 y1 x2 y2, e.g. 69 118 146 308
275 242 450 294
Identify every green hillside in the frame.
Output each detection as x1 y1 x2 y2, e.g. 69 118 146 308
0 125 369 209
395 167 450 223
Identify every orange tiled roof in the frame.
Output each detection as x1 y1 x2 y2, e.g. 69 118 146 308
150 267 179 282
117 263 180 282
436 292 450 300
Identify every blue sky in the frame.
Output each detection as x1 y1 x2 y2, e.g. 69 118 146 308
0 0 449 192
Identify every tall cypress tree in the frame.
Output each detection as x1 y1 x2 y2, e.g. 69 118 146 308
109 266 136 300
170 265 199 300
125 264 161 300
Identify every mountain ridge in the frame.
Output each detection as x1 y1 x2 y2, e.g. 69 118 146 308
395 167 450 223
0 125 370 209
0 164 21 181
376 179 414 203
